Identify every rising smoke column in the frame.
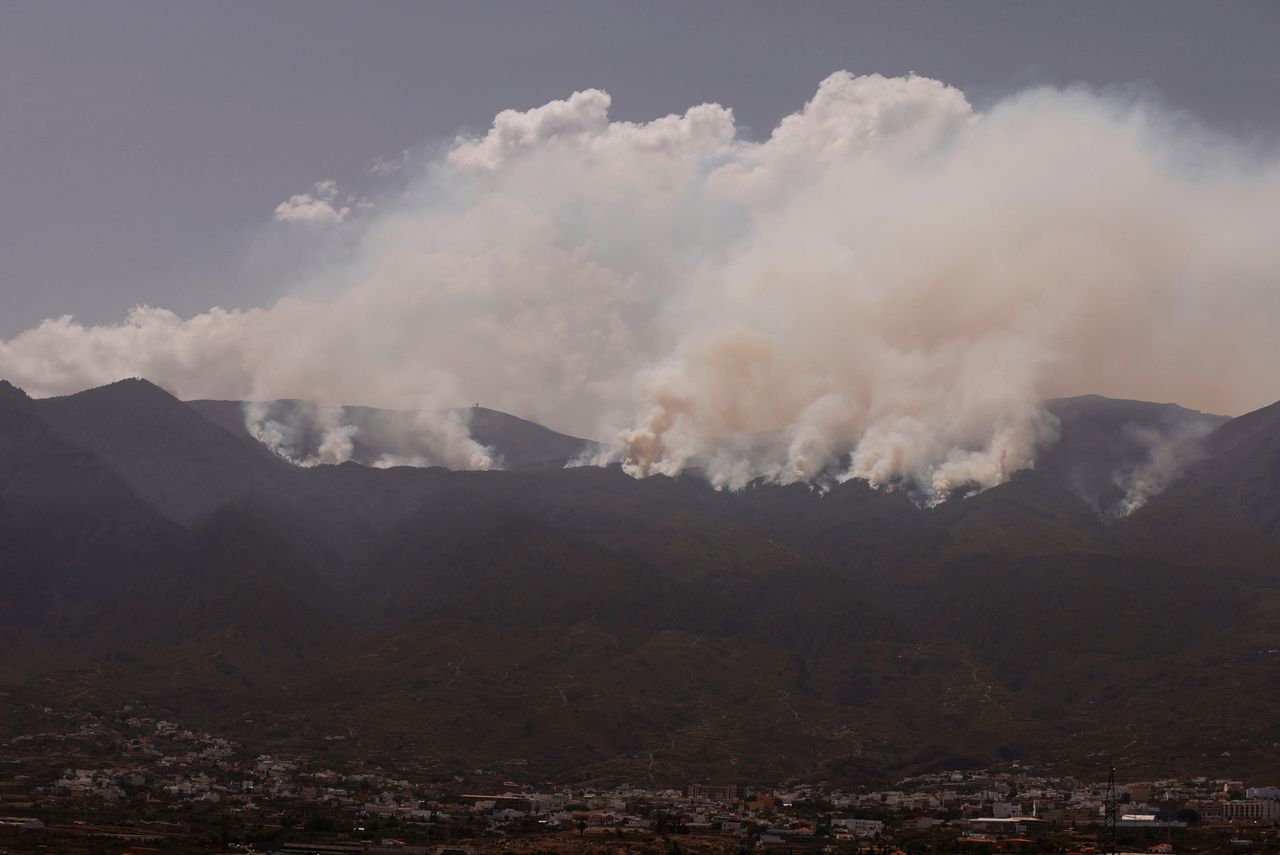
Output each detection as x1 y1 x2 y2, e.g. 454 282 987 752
244 401 359 467
2 72 1280 498
243 399 494 470
1108 419 1218 518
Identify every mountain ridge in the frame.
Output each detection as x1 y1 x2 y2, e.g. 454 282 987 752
2 378 1278 782
186 396 599 470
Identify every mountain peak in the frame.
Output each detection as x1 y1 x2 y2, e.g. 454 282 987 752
31 378 289 524
59 376 179 405
0 379 31 403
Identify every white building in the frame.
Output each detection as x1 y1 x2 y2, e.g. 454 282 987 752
1222 800 1280 822
834 818 884 838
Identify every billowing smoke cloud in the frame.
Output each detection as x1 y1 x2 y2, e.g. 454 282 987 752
274 180 352 223
3 72 1280 498
375 407 495 471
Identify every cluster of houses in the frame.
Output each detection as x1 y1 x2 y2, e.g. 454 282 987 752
3 708 1280 853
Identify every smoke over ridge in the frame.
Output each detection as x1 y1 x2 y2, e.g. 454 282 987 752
3 72 1280 498
1109 419 1217 519
243 400 495 471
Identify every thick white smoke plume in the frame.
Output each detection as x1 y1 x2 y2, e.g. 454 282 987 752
245 401 358 467
3 72 1280 497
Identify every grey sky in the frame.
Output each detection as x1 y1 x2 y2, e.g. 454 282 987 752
2 0 1278 338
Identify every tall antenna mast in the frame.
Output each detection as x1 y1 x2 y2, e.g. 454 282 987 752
1105 766 1118 855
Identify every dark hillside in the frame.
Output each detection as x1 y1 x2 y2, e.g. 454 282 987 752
4 379 1280 781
